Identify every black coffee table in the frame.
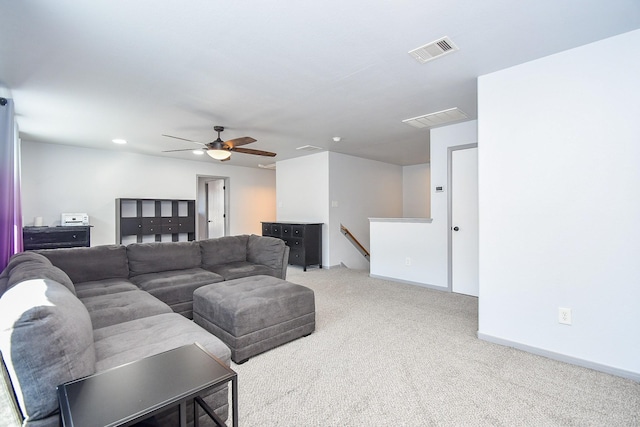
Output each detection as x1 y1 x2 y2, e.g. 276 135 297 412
57 342 237 427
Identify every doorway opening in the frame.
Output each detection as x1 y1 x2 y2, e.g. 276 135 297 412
196 176 229 240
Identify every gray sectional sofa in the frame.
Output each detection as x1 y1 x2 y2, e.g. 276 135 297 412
0 234 289 427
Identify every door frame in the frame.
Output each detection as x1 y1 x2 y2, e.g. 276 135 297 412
447 143 478 292
196 175 230 240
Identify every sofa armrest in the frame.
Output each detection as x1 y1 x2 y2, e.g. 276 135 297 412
280 245 290 279
246 235 289 279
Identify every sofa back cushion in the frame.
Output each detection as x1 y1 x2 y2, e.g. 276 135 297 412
7 262 75 296
200 235 249 269
127 241 201 276
36 245 129 283
1 252 52 297
0 279 96 422
247 234 287 269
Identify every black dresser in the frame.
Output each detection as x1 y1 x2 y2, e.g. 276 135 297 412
23 226 91 250
262 222 322 271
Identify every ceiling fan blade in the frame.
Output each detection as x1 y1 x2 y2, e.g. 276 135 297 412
225 136 256 148
162 134 206 145
162 148 203 153
232 147 276 157
162 134 196 142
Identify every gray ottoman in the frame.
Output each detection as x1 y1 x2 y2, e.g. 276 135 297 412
193 275 315 363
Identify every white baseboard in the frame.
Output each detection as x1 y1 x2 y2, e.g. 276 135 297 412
477 332 640 382
368 274 448 292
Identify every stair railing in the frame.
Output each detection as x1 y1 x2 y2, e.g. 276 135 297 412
340 224 370 261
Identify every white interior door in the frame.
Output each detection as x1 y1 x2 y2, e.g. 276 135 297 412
451 147 479 297
206 179 225 238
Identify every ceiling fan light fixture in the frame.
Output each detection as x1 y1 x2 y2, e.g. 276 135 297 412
207 149 231 160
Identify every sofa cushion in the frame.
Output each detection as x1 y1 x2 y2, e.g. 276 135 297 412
74 278 139 299
36 245 129 283
0 279 95 422
200 235 249 269
247 234 287 270
0 250 75 296
127 241 201 276
7 262 75 296
129 268 223 310
0 252 52 296
2 251 51 271
92 313 231 371
206 261 277 281
80 290 173 330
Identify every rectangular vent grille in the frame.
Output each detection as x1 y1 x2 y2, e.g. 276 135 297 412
409 36 459 64
402 107 468 129
296 145 323 152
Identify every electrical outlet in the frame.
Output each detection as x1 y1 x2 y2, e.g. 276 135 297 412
558 307 572 325
405 257 412 266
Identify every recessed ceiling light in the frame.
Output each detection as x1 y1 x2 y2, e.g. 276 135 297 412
192 150 204 155
112 138 127 144
332 136 341 142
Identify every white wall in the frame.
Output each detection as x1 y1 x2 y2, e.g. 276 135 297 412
276 152 329 224
402 163 430 218
276 151 402 269
328 152 402 269
370 219 440 286
477 29 640 379
21 141 276 246
276 152 330 266
370 121 477 288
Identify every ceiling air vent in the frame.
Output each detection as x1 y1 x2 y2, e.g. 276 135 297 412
402 107 468 129
409 36 459 64
296 145 323 152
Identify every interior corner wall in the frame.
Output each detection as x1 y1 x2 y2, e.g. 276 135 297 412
403 163 430 218
424 120 478 288
328 152 402 270
370 122 475 288
477 29 640 378
20 141 276 246
276 152 330 265
275 152 402 270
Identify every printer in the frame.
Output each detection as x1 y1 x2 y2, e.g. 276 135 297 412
61 213 89 226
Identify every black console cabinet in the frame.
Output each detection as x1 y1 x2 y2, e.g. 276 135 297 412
116 198 196 244
23 226 91 250
262 222 322 271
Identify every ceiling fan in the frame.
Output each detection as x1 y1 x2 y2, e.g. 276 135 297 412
162 126 276 161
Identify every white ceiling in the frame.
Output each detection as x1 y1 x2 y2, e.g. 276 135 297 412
1 1 639 168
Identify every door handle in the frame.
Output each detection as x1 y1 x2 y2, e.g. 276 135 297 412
453 226 460 231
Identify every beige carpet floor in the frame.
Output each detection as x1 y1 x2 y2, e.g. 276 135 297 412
229 266 639 426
